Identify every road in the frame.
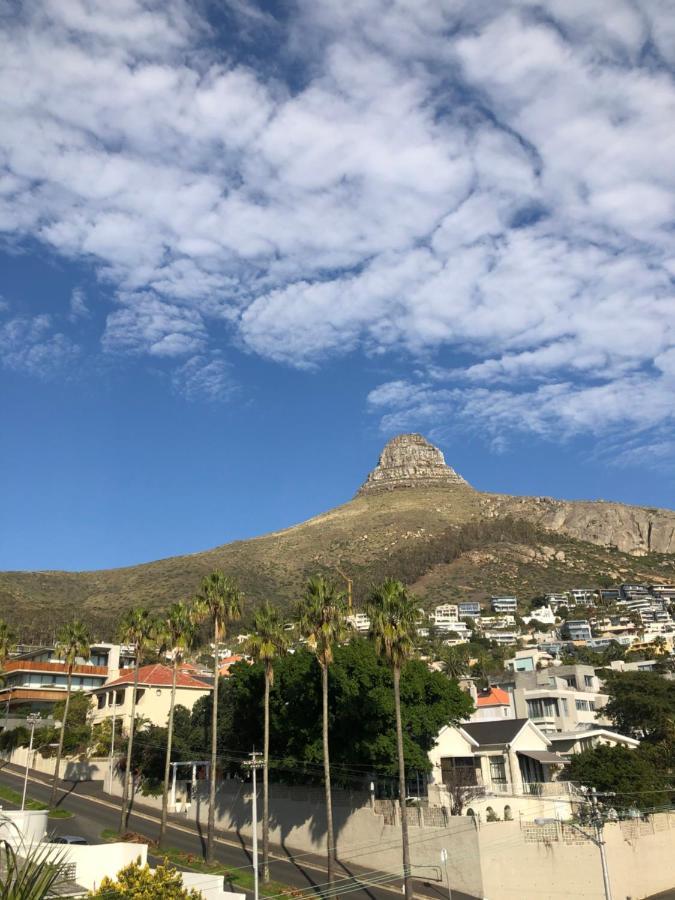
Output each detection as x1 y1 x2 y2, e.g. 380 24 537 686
0 764 473 900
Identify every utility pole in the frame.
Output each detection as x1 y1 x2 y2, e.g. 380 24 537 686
108 693 117 794
590 788 613 900
243 750 264 900
440 848 452 900
21 713 41 810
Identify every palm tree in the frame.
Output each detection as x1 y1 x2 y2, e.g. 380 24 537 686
117 606 156 832
193 572 243 864
50 620 91 808
157 601 197 847
244 602 290 882
441 644 469 680
366 578 418 900
297 575 349 896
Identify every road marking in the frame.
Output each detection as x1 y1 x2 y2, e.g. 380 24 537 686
0 767 440 900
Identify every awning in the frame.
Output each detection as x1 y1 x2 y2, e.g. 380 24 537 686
517 750 569 765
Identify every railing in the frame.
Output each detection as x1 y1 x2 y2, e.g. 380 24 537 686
0 660 108 676
443 781 581 799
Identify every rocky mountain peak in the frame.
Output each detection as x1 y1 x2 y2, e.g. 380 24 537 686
357 433 470 495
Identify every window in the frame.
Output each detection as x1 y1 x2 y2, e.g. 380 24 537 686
489 757 507 785
575 699 593 711
97 694 106 710
115 689 125 705
561 698 569 715
584 675 594 687
527 698 559 718
135 688 146 703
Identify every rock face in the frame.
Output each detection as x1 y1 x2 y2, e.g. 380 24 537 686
358 433 470 495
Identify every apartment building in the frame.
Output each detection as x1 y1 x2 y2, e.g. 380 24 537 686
0 643 134 722
458 602 482 618
569 589 595 606
497 665 610 734
347 612 371 633
560 620 592 642
431 604 459 632
491 596 518 613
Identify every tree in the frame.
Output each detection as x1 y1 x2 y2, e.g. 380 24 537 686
244 601 290 882
440 644 469 680
0 619 15 666
297 577 348 895
87 861 201 898
193 571 243 864
367 579 419 900
601 671 675 743
156 601 197 847
118 606 156 832
50 620 91 808
566 744 671 811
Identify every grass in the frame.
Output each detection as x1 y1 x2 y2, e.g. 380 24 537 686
0 782 72 816
101 829 300 897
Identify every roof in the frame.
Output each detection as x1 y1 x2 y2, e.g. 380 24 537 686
461 718 534 747
517 749 569 765
548 728 640 748
476 687 511 708
95 664 211 691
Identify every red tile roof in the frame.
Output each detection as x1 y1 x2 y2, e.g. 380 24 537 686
100 664 211 691
476 687 511 707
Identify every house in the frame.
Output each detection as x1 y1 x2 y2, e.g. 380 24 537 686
497 664 610 733
0 643 134 726
491 596 518 613
504 648 555 673
347 612 370 633
458 602 481 618
431 604 459 632
219 655 247 677
560 619 592 642
428 718 572 818
471 687 514 721
483 631 520 646
89 663 211 728
522 606 556 626
569 589 595 606
548 727 640 759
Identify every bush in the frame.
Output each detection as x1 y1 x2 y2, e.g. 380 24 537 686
0 725 29 753
88 861 202 898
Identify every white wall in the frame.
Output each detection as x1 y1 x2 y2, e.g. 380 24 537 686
61 842 148 891
181 872 245 899
0 809 48 848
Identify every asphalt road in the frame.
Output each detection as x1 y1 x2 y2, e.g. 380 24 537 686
0 764 472 900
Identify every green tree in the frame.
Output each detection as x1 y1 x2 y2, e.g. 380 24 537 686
366 579 419 900
118 606 157 831
193 571 243 864
297 577 348 895
244 601 290 883
602 671 675 742
156 601 198 847
50 620 91 808
87 861 201 898
440 644 470 680
566 744 671 811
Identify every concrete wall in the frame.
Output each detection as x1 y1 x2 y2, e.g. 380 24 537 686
181 872 245 899
0 809 48 848
479 814 675 900
62 842 148 891
1 745 108 781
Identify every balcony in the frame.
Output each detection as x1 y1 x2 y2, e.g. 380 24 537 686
445 781 581 800
1 661 108 676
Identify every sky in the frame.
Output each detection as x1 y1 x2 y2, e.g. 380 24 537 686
1 0 674 573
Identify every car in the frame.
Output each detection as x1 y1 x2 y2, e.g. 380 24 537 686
50 835 88 845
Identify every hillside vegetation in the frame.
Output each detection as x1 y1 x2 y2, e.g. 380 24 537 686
2 483 674 641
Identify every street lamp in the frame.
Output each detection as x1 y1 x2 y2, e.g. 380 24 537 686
21 713 41 811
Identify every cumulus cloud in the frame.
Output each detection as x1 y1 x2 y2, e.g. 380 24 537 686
0 0 674 439
0 313 80 377
171 353 235 402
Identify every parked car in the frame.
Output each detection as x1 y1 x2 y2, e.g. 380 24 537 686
50 835 88 845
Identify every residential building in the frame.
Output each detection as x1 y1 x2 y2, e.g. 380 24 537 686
219 655 247 678
497 665 610 733
569 589 595 606
608 658 660 673
522 606 556 626
431 604 459 632
560 619 592 642
347 612 370 633
599 588 621 603
458 602 481 619
545 593 569 610
548 727 639 759
89 663 211 728
0 643 134 722
478 615 516 629
504 649 556 673
649 584 675 601
470 687 514 721
483 631 520 646
620 583 650 600
491 596 518 613
428 718 572 816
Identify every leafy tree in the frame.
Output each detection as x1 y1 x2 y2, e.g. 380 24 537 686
367 579 419 900
38 691 92 758
87 861 201 898
566 745 671 812
118 606 157 831
297 577 348 895
192 571 243 864
156 601 197 847
50 620 91 807
0 619 15 667
602 671 675 742
440 644 470 680
244 601 290 883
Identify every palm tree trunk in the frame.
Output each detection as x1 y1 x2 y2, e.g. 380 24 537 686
119 659 140 832
262 666 270 882
159 655 178 846
50 666 72 808
393 665 412 900
207 620 219 864
322 662 337 899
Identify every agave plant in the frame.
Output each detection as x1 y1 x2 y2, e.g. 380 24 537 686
0 823 68 899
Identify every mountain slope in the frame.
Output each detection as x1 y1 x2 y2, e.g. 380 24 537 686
1 434 674 639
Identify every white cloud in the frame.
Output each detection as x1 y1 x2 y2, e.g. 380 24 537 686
69 287 89 319
0 0 674 437
0 313 80 377
171 353 235 402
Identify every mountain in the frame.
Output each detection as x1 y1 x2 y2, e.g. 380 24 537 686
2 433 674 639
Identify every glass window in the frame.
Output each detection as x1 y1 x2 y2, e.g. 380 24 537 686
116 689 125 705
97 694 106 709
490 757 507 785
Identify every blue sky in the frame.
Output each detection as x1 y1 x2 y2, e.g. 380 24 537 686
1 0 674 572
